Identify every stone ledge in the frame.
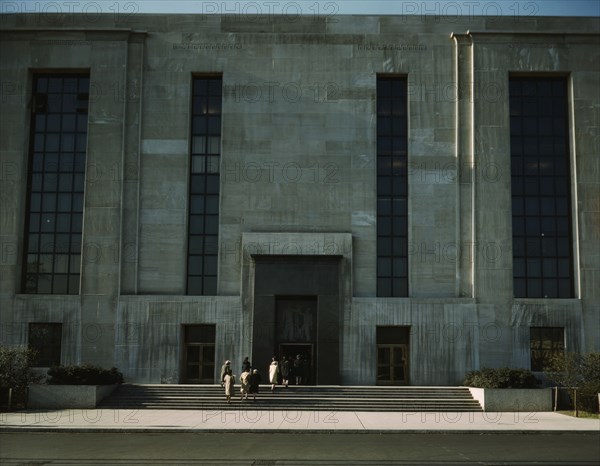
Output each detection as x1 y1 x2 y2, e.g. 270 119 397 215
468 387 552 412
28 384 118 409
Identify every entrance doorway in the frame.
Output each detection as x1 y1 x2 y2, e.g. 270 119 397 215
279 343 313 385
251 256 341 385
275 296 317 384
182 325 215 384
377 344 408 385
376 326 410 385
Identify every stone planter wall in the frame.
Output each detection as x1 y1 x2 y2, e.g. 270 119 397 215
28 384 118 409
468 387 552 412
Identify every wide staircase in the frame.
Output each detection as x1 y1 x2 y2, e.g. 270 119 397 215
99 385 482 412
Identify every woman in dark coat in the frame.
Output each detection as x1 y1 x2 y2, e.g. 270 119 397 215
294 355 304 385
241 356 251 373
248 369 261 401
280 356 291 388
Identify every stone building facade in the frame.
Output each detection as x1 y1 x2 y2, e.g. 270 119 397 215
0 13 598 385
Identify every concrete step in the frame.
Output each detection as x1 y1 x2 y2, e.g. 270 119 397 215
101 385 478 393
100 384 483 412
100 405 483 412
103 390 477 397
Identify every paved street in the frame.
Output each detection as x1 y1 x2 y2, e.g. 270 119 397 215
2 408 598 432
1 408 598 464
1 431 599 465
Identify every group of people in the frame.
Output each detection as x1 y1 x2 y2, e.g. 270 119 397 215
219 354 310 403
268 354 310 389
220 357 261 403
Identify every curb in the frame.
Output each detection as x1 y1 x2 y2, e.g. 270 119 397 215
1 427 598 434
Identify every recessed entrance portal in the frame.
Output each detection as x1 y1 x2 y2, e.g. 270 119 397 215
251 255 341 385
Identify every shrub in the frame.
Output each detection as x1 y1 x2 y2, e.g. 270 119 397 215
0 346 43 408
463 367 539 389
47 365 124 385
545 352 600 413
0 346 43 388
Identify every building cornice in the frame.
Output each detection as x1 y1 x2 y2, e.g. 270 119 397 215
0 28 148 42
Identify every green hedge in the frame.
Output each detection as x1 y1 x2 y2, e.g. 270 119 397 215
0 346 42 389
545 352 600 413
463 367 539 389
0 346 43 408
47 365 124 385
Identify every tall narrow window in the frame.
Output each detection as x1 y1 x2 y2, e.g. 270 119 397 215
509 77 573 298
23 74 89 294
29 323 62 367
377 76 408 297
187 76 222 295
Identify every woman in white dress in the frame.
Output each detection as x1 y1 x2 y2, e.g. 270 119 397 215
268 357 279 393
223 368 235 403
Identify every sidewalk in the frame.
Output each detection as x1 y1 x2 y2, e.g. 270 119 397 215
1 408 598 433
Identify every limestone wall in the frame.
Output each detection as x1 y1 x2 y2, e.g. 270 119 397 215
0 14 598 384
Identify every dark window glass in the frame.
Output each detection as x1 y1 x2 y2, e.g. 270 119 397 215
28 323 62 367
188 236 203 255
376 326 410 345
530 327 564 371
205 216 219 235
204 236 218 254
188 256 203 275
510 77 573 298
56 214 70 232
187 76 222 295
23 74 88 294
185 324 216 343
377 76 408 297
203 276 217 295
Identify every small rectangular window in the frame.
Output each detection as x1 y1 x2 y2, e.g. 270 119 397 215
183 324 216 383
28 323 62 367
530 327 564 371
